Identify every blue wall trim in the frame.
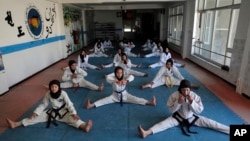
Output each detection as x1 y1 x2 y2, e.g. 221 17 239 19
0 35 65 55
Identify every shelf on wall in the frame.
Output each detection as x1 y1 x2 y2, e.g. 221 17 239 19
95 22 116 40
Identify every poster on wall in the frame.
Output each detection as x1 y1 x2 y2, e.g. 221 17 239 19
0 52 5 72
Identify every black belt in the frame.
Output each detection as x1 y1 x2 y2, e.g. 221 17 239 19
46 103 69 128
172 112 199 136
115 89 125 107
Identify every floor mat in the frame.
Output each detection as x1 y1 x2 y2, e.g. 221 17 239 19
0 46 244 141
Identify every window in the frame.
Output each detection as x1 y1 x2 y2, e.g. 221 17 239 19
203 11 214 44
168 5 183 46
192 0 240 67
217 0 233 7
204 0 216 9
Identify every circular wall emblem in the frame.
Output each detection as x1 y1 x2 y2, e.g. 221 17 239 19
25 5 44 39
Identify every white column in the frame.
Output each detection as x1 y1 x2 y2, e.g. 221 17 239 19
236 0 250 95
182 0 195 59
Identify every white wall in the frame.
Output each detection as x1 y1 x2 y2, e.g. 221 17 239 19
0 0 66 92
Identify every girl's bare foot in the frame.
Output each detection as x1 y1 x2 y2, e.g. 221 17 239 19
85 99 91 109
98 83 104 91
140 83 151 89
138 125 147 138
147 95 156 106
151 96 156 106
140 84 146 89
6 118 18 129
84 120 93 132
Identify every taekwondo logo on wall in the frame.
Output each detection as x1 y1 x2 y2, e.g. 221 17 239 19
25 5 44 39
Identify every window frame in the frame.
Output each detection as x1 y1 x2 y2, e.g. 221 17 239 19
192 0 241 67
168 4 184 47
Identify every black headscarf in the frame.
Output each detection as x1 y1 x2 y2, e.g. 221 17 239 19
121 53 128 64
68 60 76 74
49 79 61 99
114 66 124 81
164 47 169 55
166 58 173 66
178 79 191 93
166 58 174 71
80 49 85 63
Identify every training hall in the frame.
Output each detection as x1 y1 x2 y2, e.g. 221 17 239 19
0 0 249 141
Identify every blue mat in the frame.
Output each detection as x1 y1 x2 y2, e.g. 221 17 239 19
0 46 245 141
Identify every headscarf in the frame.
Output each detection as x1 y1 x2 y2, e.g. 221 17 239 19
178 79 191 93
121 53 128 64
49 79 61 99
80 49 85 63
68 60 76 74
164 47 169 55
114 66 124 81
166 58 174 66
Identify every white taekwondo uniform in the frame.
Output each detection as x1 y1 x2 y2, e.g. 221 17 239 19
93 74 148 107
60 66 99 90
145 44 163 58
21 90 85 128
149 91 229 135
151 65 184 88
124 42 138 57
118 59 146 77
89 43 109 57
103 40 113 49
77 54 98 70
149 52 171 68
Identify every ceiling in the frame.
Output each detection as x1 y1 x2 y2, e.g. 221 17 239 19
59 0 186 10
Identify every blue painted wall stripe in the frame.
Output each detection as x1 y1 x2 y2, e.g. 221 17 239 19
0 35 65 55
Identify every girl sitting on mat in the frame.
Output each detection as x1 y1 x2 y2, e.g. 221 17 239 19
85 66 156 109
104 52 146 79
141 58 199 89
144 41 163 58
138 79 229 138
148 47 185 68
118 53 147 77
101 48 141 69
88 39 110 58
77 49 101 70
61 60 104 91
6 79 93 132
